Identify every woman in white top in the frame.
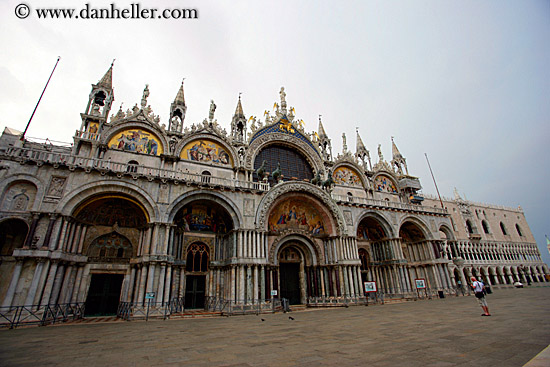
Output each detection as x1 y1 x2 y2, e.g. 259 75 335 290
471 276 491 316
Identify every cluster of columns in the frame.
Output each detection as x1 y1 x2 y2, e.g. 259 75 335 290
2 259 90 308
304 265 363 298
127 262 177 306
235 230 268 259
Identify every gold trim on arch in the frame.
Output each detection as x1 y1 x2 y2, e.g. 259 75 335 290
72 194 150 223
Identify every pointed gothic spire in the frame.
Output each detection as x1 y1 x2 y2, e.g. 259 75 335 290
174 80 186 106
235 93 244 116
391 136 403 159
97 60 114 89
356 128 366 153
318 115 327 138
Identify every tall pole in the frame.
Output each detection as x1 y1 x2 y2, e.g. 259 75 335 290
20 57 61 141
425 153 444 209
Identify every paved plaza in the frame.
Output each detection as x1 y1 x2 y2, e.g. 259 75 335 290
0 287 549 366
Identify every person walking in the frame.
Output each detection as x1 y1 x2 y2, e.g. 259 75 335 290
471 276 491 316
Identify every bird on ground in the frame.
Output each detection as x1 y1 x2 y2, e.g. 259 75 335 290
289 316 294 320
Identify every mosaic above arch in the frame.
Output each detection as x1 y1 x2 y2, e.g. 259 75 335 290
108 128 163 155
181 139 232 166
268 197 326 236
374 174 398 194
174 201 232 234
333 166 362 187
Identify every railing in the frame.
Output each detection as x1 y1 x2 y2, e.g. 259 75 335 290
0 302 85 329
117 297 283 319
307 295 368 307
3 146 270 191
204 296 229 312
117 297 185 321
222 298 283 315
331 194 448 215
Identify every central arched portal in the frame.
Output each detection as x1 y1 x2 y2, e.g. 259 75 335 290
277 240 315 305
278 244 302 304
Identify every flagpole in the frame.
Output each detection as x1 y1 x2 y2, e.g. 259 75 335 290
425 153 444 209
20 56 61 141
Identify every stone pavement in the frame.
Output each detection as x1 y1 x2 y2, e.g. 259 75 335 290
0 287 549 367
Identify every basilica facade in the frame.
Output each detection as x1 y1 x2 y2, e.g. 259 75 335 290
0 65 548 317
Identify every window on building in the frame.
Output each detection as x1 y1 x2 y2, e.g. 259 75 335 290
253 145 313 183
201 170 211 184
186 243 209 272
347 192 353 202
126 160 139 173
500 222 508 235
515 224 523 237
482 220 490 234
466 220 474 234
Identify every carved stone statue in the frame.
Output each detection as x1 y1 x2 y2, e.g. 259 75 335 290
342 133 347 153
141 84 150 108
378 144 384 162
279 87 286 105
209 100 216 121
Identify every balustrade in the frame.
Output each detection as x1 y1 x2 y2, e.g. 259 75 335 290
3 146 270 191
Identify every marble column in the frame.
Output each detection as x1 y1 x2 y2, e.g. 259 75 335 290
41 214 58 249
164 265 172 304
70 265 85 303
39 261 59 306
157 264 166 304
23 260 45 306
24 213 40 247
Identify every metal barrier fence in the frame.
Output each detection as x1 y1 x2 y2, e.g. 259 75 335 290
0 303 85 329
117 297 185 321
306 295 368 307
221 298 283 316
117 297 283 320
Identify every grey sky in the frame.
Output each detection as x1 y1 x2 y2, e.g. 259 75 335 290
1 0 549 263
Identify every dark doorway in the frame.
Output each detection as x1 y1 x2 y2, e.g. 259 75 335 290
0 219 28 256
85 274 124 316
280 263 301 304
185 275 206 309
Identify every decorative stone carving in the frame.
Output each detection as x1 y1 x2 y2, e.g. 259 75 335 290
46 176 66 197
343 210 353 226
268 231 325 265
255 181 347 236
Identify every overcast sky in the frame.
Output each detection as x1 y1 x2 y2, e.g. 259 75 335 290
1 0 549 264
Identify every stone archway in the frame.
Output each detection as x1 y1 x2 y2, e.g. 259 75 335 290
276 239 315 305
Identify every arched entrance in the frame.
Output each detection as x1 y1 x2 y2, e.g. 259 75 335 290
75 195 147 316
278 242 308 305
0 218 28 256
172 198 234 308
184 242 209 309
